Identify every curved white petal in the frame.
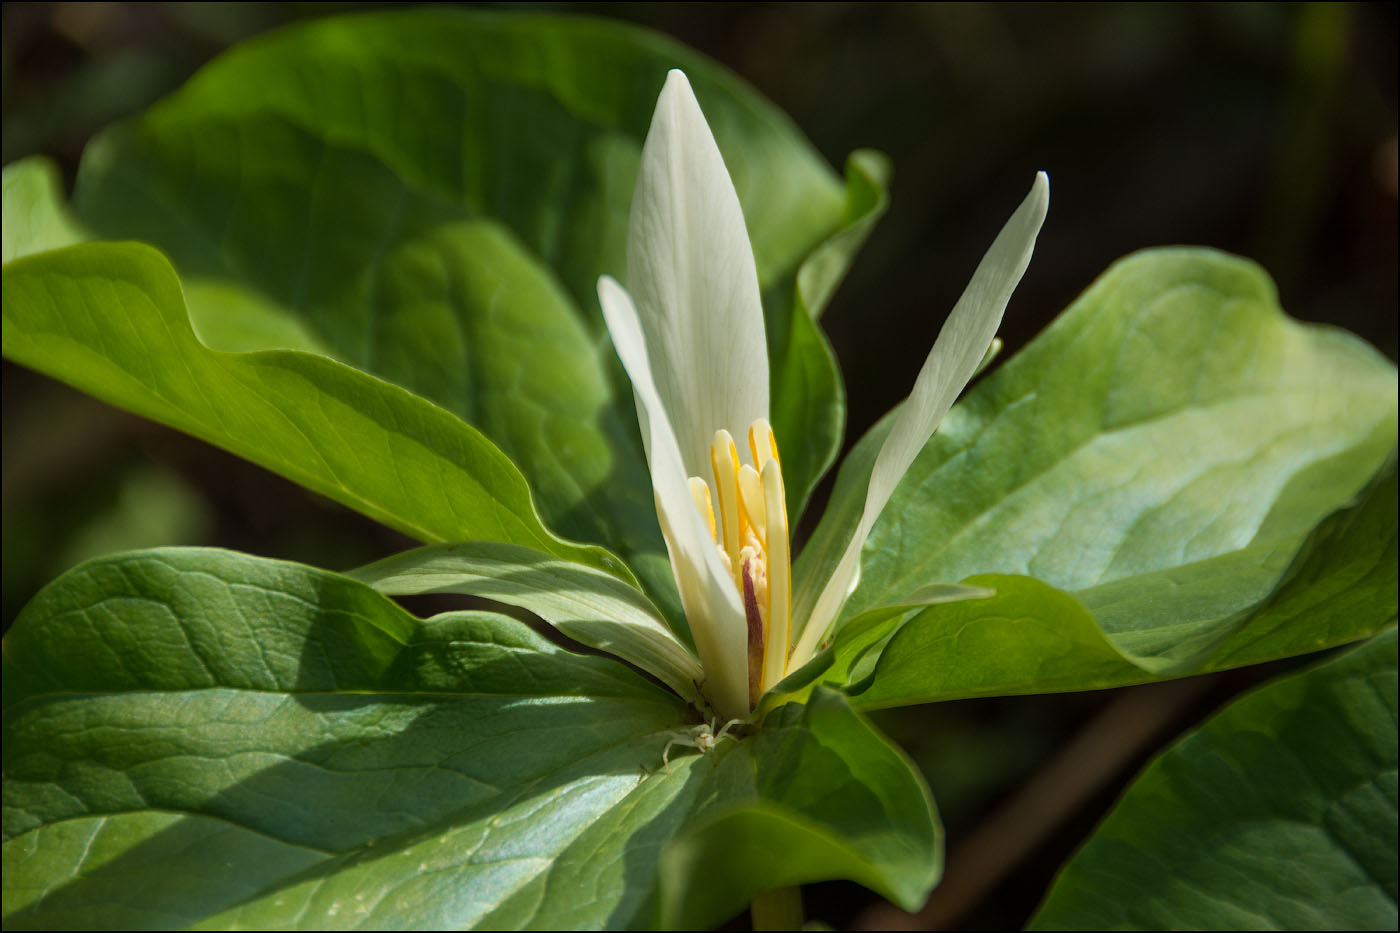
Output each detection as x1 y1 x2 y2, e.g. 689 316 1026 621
599 275 750 719
792 172 1050 664
627 69 769 478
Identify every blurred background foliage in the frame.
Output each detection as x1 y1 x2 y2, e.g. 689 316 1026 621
3 3 1395 929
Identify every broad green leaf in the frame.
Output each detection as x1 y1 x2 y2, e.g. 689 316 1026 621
3 549 940 929
1189 451 1398 672
48 9 861 597
843 455 1395 709
759 583 997 715
347 541 703 704
795 248 1397 697
0 243 622 576
659 688 940 930
1031 630 1398 931
2 548 688 930
839 575 1148 708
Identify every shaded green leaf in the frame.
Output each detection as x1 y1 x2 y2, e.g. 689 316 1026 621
1031 630 1398 931
767 149 891 519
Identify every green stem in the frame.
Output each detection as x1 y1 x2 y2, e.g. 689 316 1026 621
750 886 803 931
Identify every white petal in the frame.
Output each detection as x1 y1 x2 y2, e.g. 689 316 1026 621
792 172 1050 664
627 70 769 478
599 275 750 718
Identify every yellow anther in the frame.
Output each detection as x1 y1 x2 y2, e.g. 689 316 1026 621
760 457 791 690
688 476 716 543
748 418 780 472
710 430 743 576
736 464 766 548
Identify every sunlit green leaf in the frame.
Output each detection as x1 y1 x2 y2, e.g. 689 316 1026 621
1031 630 1398 931
795 248 1397 702
43 9 862 597
1 243 621 575
3 550 940 930
1 158 88 264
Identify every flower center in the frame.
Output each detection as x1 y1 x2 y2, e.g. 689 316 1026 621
688 418 791 707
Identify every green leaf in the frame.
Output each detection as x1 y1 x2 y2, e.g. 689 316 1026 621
1190 451 1398 672
767 150 892 519
0 242 622 576
842 452 1395 710
44 9 859 598
839 575 1147 708
4 549 939 929
2 548 684 930
1030 630 1398 931
659 688 941 930
1 158 88 264
796 248 1397 698
347 541 703 704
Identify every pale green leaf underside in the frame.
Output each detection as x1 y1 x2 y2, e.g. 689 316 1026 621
3 549 936 930
1 159 88 264
347 541 703 704
1031 630 1398 931
793 248 1397 706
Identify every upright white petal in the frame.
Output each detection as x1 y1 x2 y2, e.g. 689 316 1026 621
792 172 1050 664
599 276 750 719
627 70 769 478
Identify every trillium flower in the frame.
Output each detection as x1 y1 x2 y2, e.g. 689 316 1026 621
599 70 1048 721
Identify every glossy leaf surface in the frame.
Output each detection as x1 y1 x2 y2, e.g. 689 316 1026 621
37 9 867 586
793 249 1397 704
1 242 621 575
3 549 938 930
1032 630 1398 930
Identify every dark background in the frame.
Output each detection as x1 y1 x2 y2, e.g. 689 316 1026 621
4 3 1396 929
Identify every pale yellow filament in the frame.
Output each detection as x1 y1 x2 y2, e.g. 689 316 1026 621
748 419 780 474
759 457 790 690
736 464 766 548
710 431 743 574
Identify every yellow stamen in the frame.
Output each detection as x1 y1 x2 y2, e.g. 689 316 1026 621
688 476 716 543
710 430 743 575
749 418 780 473
760 457 790 690
688 421 793 707
736 464 766 548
